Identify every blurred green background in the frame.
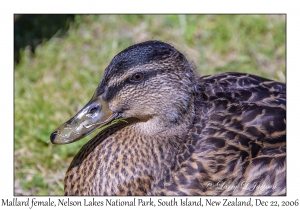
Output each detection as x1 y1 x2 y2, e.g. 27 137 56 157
14 14 286 195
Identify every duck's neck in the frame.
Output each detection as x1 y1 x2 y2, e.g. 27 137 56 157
97 99 195 195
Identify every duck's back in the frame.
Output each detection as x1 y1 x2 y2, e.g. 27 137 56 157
163 72 286 195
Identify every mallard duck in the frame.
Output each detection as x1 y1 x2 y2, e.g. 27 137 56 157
50 40 286 196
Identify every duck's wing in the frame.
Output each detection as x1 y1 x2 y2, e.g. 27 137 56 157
165 72 286 196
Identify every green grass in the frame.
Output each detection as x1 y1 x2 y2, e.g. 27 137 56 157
14 14 286 195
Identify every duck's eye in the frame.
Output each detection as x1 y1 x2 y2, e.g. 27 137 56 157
89 106 99 114
130 72 144 82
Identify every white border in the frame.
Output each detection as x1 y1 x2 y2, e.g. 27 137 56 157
2 0 299 209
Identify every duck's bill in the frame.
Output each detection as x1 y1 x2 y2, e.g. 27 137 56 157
50 96 118 144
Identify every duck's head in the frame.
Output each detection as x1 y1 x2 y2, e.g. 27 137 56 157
50 40 196 144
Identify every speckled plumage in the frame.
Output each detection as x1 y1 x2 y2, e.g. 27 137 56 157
60 40 286 196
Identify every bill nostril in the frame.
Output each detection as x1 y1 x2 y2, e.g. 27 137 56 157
89 105 99 114
50 131 58 143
